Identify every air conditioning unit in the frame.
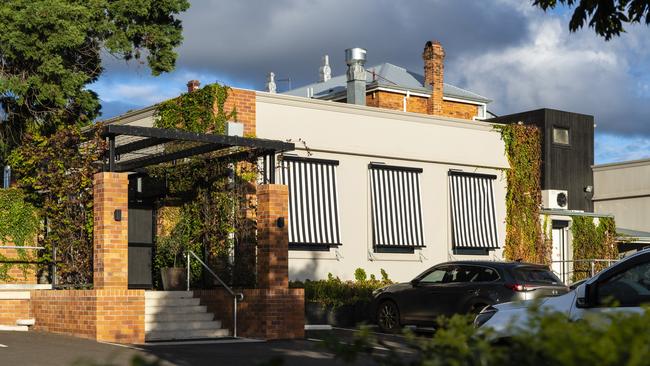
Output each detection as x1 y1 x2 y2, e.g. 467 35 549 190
542 190 568 210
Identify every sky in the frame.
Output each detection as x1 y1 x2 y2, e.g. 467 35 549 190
91 0 650 164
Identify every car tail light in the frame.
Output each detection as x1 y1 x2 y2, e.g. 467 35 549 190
505 283 529 292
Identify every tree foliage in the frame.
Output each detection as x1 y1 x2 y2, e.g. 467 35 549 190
8 126 105 285
0 0 190 161
533 0 650 40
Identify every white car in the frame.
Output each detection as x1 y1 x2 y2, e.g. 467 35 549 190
476 249 650 336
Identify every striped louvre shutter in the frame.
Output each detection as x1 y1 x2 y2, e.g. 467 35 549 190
448 171 499 249
281 156 341 246
369 164 425 248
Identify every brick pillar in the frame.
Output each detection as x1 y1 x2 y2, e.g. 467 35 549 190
256 184 289 290
423 40 445 116
93 172 129 289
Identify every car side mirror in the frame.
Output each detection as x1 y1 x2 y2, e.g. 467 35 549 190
410 279 420 287
576 283 595 308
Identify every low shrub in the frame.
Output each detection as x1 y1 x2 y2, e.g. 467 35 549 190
291 268 393 309
323 307 650 366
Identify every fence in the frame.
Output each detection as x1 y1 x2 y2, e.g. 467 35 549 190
551 258 619 285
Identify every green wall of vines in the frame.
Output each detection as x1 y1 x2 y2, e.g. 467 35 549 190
151 83 257 288
571 216 618 281
496 124 548 264
0 188 40 281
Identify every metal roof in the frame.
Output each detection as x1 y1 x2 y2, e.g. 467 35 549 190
283 62 491 104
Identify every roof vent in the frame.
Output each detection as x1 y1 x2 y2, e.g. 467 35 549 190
319 55 332 82
345 48 367 105
266 72 277 93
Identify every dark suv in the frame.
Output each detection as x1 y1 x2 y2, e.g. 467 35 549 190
372 261 568 332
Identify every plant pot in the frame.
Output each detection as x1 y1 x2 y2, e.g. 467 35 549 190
305 301 331 325
331 304 355 327
161 267 187 291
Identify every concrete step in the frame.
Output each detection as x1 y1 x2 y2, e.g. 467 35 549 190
0 325 28 332
146 328 230 341
145 320 222 332
145 291 194 299
16 319 35 326
145 297 200 307
145 312 214 323
0 284 51 290
145 305 207 315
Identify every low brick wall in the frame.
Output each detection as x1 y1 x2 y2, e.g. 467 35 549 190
0 297 31 325
194 288 305 340
30 289 145 343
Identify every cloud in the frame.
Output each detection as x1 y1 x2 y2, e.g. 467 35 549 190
596 133 650 163
94 0 650 162
455 16 650 136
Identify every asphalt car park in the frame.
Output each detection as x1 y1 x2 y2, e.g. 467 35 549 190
0 328 406 366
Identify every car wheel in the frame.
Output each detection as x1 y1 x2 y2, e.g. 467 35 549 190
377 300 400 333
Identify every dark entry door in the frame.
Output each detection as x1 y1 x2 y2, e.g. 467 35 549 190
128 206 154 289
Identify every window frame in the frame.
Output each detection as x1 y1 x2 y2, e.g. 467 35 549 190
552 126 571 146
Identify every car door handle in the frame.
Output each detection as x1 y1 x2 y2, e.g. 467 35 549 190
467 289 479 294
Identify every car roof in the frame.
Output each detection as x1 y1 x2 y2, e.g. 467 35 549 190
437 261 549 269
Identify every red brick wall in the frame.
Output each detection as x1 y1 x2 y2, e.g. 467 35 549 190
256 184 289 290
95 289 145 343
367 91 429 114
0 299 31 325
0 247 38 284
30 290 97 340
193 288 304 340
93 172 129 289
30 289 145 343
222 88 256 136
441 100 480 120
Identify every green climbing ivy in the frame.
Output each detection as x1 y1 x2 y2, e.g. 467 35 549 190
150 83 258 288
0 188 40 281
495 124 548 264
571 216 618 281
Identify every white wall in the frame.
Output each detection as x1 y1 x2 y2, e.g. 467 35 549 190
256 93 509 282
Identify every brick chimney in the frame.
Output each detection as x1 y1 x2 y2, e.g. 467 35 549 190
422 41 445 116
187 79 201 93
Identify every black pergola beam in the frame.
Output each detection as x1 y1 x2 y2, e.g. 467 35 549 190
114 143 230 172
103 124 294 152
115 137 170 155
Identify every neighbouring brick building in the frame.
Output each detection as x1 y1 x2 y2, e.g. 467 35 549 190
281 41 490 121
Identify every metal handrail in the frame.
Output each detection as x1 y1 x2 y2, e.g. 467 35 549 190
0 246 45 250
186 250 244 338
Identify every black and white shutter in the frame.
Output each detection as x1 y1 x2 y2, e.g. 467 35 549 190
281 156 341 247
369 164 425 248
448 171 499 249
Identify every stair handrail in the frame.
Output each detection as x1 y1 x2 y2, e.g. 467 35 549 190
186 250 244 338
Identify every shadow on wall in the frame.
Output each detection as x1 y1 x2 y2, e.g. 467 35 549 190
289 255 323 282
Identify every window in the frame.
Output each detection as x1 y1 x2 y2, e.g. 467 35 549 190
597 261 650 307
552 127 570 145
369 164 425 250
448 266 499 283
448 171 499 250
421 268 447 283
281 156 341 249
513 267 561 285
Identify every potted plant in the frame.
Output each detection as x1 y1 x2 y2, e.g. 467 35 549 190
155 235 187 290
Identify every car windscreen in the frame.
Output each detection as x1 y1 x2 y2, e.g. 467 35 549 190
513 267 562 285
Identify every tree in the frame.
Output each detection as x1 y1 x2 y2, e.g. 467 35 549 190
0 0 190 161
533 0 650 40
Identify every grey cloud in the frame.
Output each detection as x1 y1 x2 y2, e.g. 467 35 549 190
173 0 530 89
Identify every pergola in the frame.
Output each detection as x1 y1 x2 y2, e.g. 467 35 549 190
99 124 294 182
